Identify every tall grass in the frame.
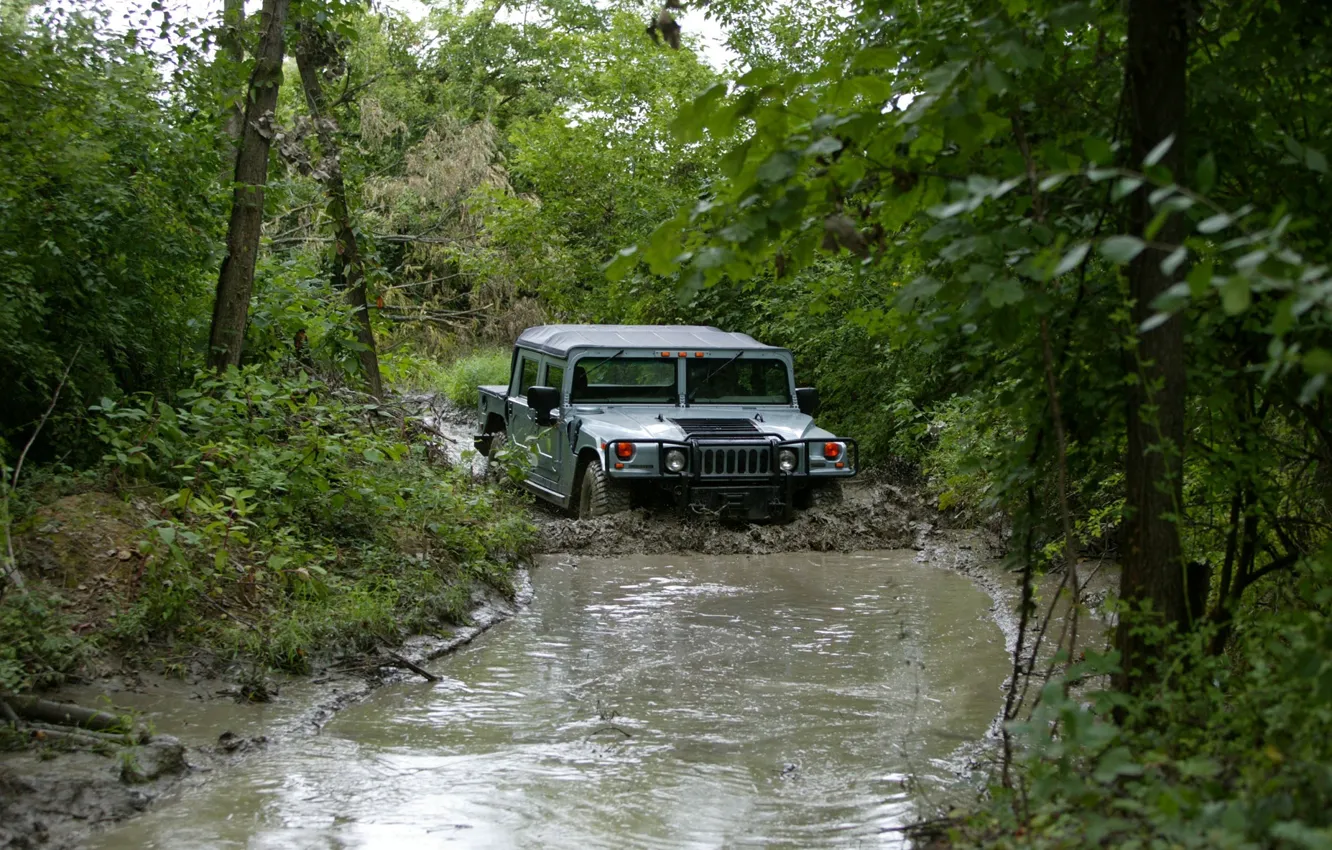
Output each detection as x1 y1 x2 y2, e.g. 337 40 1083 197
439 348 512 408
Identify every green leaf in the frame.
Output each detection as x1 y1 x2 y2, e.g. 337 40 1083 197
1306 146 1329 174
1143 134 1175 167
1093 746 1143 783
1083 136 1114 166
1112 177 1143 201
363 447 384 463
1100 235 1146 264
757 151 798 185
1195 152 1217 193
1053 242 1090 277
804 136 843 158
985 278 1024 307
1175 757 1221 779
1221 276 1251 314
1160 246 1188 276
1187 261 1214 297
1304 349 1332 375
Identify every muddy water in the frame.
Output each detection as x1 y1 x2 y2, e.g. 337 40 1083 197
90 551 1009 849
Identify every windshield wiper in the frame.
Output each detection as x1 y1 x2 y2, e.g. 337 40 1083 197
686 350 745 404
580 348 625 377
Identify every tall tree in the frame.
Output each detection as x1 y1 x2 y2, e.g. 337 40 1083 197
1117 0 1192 687
219 0 246 176
295 21 383 398
207 0 290 371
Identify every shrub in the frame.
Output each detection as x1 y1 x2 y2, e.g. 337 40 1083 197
438 349 512 408
89 366 534 670
0 589 91 692
954 551 1332 849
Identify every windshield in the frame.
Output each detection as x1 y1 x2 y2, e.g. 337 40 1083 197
686 357 792 405
571 357 678 404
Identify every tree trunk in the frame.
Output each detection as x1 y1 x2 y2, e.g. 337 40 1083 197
207 0 290 372
295 26 384 399
1116 0 1191 691
219 0 246 178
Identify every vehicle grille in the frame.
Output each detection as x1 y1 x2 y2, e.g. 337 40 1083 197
670 418 760 438
699 445 771 477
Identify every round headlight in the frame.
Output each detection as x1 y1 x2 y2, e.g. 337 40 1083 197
664 448 687 473
778 448 798 473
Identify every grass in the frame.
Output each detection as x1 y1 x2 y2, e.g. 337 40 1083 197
438 348 512 408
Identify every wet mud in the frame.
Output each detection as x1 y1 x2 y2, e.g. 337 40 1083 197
0 573 532 850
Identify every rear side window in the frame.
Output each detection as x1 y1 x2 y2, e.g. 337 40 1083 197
517 356 539 396
545 362 565 394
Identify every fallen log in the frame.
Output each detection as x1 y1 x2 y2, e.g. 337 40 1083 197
4 695 127 732
382 652 440 682
0 698 19 728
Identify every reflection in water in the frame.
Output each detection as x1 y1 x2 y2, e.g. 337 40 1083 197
91 551 1009 849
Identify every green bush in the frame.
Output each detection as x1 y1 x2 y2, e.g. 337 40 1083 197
0 9 221 455
953 551 1332 849
438 349 512 409
0 589 91 692
90 366 534 671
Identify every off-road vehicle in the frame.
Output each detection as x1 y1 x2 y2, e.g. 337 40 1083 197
475 325 857 520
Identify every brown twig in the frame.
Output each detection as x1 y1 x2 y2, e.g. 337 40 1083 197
1011 112 1082 661
382 651 440 682
3 344 83 594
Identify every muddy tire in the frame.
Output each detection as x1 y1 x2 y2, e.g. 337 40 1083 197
480 428 506 481
577 457 630 518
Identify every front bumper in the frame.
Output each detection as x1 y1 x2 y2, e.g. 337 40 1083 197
602 437 857 519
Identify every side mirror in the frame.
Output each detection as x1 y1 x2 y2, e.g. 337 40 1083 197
528 386 560 426
795 387 820 416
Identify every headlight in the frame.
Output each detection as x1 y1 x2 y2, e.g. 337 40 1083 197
664 448 687 473
778 448 798 473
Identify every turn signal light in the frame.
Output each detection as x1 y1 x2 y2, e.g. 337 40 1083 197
615 442 635 460
823 442 842 460
660 351 671 357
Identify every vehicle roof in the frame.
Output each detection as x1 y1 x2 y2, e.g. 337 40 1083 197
515 324 783 358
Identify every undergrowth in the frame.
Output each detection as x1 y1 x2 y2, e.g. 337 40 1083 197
943 550 1332 849
70 365 536 674
436 348 511 409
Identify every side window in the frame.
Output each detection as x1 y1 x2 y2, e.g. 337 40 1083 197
544 361 565 397
517 356 539 397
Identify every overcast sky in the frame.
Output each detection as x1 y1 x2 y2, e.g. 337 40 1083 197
92 0 735 69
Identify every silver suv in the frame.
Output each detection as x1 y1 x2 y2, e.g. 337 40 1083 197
475 325 857 521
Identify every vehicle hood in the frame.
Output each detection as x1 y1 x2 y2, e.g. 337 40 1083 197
571 406 833 442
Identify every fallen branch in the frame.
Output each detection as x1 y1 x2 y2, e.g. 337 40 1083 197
0 698 19 728
4 695 127 732
382 651 440 682
27 726 123 751
28 721 138 746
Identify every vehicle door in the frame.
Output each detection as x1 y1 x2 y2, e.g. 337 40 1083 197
532 358 566 484
506 351 549 484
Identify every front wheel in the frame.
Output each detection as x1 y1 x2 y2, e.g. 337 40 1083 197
577 457 630 518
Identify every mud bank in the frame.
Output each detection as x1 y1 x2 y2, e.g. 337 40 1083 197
0 571 532 850
535 481 937 555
